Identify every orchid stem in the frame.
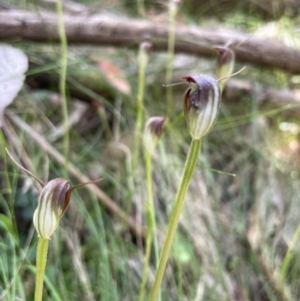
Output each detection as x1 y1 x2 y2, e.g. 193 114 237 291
139 151 161 301
166 0 178 113
148 138 202 301
34 238 49 301
133 47 148 169
56 0 69 173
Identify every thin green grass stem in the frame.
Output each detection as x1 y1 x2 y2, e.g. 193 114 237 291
0 130 19 238
34 238 49 301
148 139 202 301
281 224 300 282
133 51 147 169
219 81 225 93
137 0 145 16
56 0 69 172
146 152 160 286
166 0 178 113
139 152 161 301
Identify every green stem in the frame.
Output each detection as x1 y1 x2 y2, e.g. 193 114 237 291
139 152 161 301
34 238 49 301
0 131 17 234
137 0 145 16
148 139 202 301
133 49 147 169
281 223 300 282
219 81 225 94
56 0 69 172
166 0 178 112
146 153 160 284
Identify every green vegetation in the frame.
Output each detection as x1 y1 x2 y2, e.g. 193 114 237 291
1 1 300 301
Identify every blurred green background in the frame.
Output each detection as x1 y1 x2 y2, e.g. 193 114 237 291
0 0 300 300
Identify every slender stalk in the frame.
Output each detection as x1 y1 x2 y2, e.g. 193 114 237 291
137 0 145 16
139 152 160 301
281 223 300 282
0 130 19 239
148 139 202 301
56 0 69 171
133 49 147 169
34 238 49 301
255 250 291 301
146 153 160 284
166 0 179 112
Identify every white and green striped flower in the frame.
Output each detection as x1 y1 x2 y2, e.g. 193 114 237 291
181 75 221 140
143 116 166 154
214 46 235 81
5 148 101 240
33 178 71 240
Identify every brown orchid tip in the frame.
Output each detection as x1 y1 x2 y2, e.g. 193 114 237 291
140 40 152 56
147 117 166 139
144 116 166 154
5 148 45 188
68 178 103 193
63 178 103 215
180 76 197 84
213 45 227 55
47 178 70 214
214 45 234 65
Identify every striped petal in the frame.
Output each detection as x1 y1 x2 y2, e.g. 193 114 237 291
143 116 166 154
33 178 70 240
182 75 220 140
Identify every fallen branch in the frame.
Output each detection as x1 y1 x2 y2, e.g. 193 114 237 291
1 9 300 73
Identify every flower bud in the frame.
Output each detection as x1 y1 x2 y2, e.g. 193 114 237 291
5 148 102 240
143 116 166 154
214 46 235 88
33 178 71 240
181 75 221 140
138 41 152 66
